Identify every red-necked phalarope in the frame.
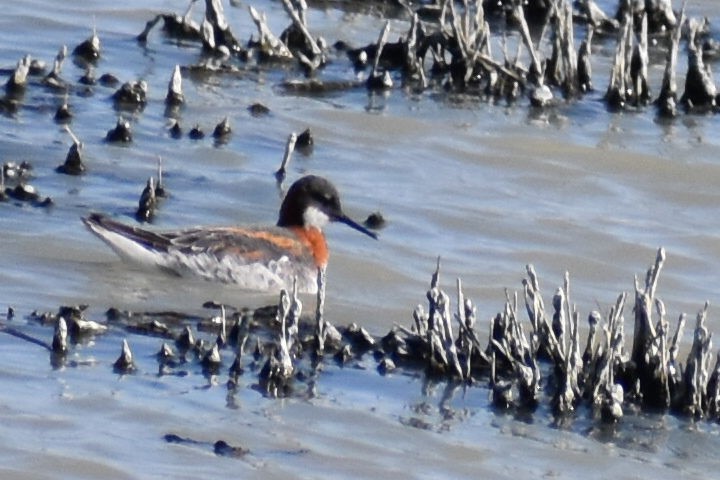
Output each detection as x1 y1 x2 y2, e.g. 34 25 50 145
82 175 377 293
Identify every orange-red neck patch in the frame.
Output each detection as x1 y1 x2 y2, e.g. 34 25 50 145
290 226 328 267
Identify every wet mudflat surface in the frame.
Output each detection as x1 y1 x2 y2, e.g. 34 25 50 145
3 0 720 478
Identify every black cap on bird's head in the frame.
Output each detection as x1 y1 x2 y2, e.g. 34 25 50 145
277 175 378 239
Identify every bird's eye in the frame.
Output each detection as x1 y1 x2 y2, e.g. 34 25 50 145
316 192 333 204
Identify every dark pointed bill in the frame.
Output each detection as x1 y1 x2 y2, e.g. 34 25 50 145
337 214 378 239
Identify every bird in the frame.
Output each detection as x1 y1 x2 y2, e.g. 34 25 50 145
82 175 377 294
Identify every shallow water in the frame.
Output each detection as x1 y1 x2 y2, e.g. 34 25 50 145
3 0 720 478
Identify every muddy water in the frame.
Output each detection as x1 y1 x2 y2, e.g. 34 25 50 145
2 0 720 478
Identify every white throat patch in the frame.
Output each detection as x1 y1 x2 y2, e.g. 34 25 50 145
303 206 330 229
